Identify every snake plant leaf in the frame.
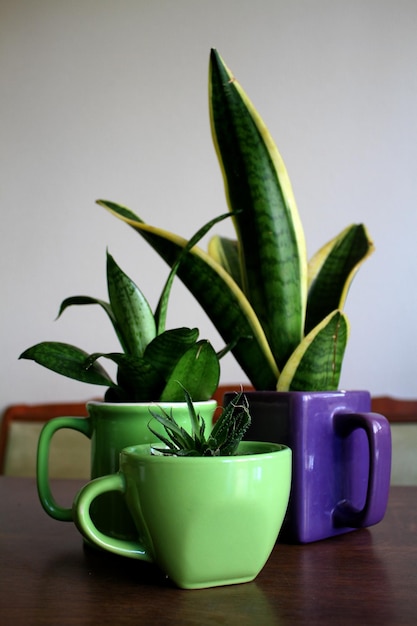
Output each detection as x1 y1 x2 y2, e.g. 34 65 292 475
56 296 126 352
58 296 114 322
159 340 220 402
277 311 349 392
305 224 374 333
97 200 279 390
106 251 156 357
19 342 115 387
208 235 242 290
153 209 235 334
86 351 162 402
144 327 199 379
209 49 308 369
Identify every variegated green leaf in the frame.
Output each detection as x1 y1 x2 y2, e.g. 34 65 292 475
208 235 242 289
306 224 374 333
209 49 307 369
154 210 234 334
277 311 349 391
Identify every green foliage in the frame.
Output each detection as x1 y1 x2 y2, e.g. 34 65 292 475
97 49 374 392
148 388 251 456
19 251 221 402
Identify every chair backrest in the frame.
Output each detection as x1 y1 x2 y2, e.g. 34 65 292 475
0 401 94 478
371 396 417 422
4 393 414 483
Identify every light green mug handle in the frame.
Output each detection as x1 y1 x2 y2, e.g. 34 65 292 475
73 474 152 561
37 417 92 521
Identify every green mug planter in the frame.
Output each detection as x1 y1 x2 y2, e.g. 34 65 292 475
37 399 216 539
73 393 292 589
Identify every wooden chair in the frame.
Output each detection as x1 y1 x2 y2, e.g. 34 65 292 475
371 396 417 423
0 401 94 478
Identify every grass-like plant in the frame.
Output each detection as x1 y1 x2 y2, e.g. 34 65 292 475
148 388 251 456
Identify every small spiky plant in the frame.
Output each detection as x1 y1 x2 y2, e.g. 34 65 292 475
148 389 251 456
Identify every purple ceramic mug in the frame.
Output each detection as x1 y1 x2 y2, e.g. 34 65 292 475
223 390 391 543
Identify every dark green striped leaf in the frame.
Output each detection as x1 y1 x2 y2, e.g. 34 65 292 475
159 340 220 402
19 342 114 387
209 49 307 368
278 311 349 391
106 251 156 357
306 224 374 333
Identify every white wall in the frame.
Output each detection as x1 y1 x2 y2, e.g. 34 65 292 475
2 0 417 410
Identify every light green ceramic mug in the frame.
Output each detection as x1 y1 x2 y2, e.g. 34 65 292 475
37 400 216 539
73 441 292 589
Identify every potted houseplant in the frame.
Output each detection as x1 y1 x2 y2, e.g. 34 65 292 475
72 390 292 589
88 49 391 542
19 216 230 538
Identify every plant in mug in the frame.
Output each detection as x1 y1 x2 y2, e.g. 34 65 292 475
148 388 251 456
19 213 233 402
94 49 374 392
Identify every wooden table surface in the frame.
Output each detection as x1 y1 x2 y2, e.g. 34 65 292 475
1 477 416 625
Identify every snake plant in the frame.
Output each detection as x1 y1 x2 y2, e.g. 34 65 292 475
19 212 233 401
96 49 373 391
149 388 251 456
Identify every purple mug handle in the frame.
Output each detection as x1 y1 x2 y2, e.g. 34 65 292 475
332 412 391 528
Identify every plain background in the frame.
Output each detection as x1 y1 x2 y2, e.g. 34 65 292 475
2 0 417 412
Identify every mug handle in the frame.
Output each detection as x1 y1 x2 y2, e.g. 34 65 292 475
332 412 392 528
73 474 152 561
37 417 92 521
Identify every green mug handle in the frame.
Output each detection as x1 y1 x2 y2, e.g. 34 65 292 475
73 474 152 561
37 417 92 521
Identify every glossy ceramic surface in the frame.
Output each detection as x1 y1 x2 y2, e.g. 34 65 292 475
73 441 292 589
37 400 216 539
223 390 392 543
